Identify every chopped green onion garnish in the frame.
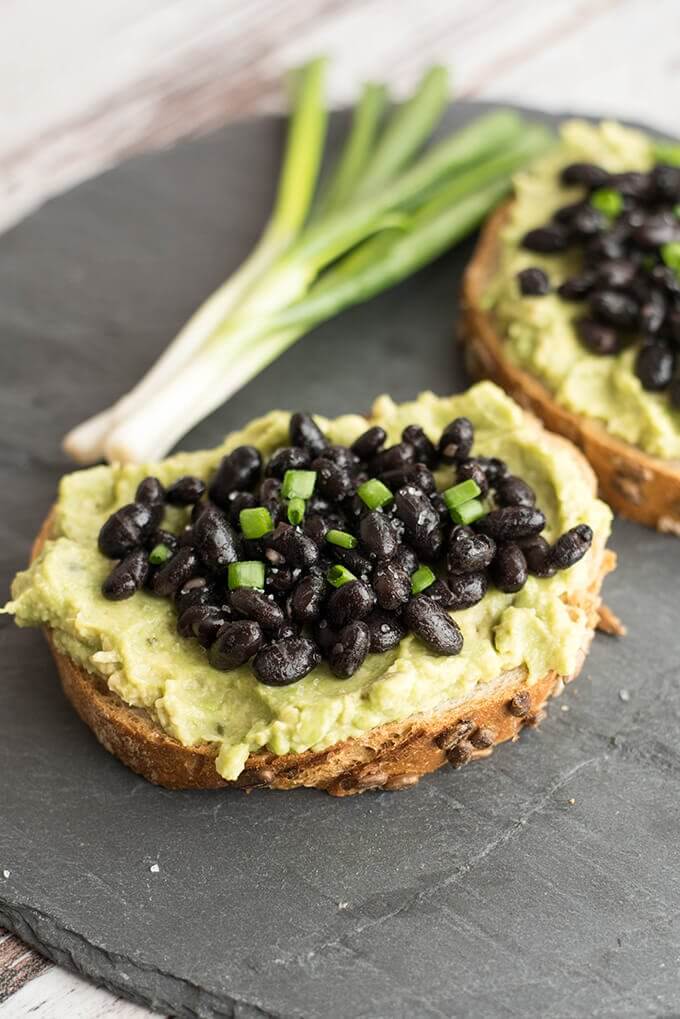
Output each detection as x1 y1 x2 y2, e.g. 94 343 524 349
450 498 486 526
443 478 481 511
411 565 435 594
282 469 317 500
590 187 623 219
661 241 680 276
326 529 358 549
654 141 680 167
674 204 680 219
148 543 172 565
327 564 356 588
228 560 266 590
239 506 273 539
287 497 306 526
357 478 393 510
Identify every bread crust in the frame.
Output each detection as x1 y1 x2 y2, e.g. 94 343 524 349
31 453 615 796
460 203 680 532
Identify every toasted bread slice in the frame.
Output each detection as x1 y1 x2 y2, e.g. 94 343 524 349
461 203 680 534
31 430 616 796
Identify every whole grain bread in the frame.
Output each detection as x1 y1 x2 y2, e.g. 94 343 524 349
461 203 680 534
31 424 616 795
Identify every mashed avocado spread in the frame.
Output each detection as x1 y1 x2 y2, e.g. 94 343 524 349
485 120 680 461
5 383 610 780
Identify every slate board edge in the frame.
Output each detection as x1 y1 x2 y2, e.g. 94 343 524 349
0 899 274 1019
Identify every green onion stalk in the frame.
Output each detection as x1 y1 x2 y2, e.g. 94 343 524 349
63 59 553 465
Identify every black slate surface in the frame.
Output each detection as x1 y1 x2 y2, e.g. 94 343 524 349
1 102 679 1019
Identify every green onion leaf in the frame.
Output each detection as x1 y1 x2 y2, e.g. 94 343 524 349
228 561 266 590
590 187 623 219
282 469 317 499
326 529 358 549
148 543 172 565
239 506 273 539
443 479 481 511
287 497 306 526
661 241 680 276
411 565 435 594
327 564 356 588
450 498 486 526
674 204 680 219
357 478 393 509
654 141 680 167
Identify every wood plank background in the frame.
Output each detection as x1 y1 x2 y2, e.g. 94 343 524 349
1 0 678 1014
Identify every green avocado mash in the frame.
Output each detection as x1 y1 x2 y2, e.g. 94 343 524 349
485 120 680 461
5 383 611 780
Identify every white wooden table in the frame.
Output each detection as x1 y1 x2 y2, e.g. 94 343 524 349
1 0 677 1014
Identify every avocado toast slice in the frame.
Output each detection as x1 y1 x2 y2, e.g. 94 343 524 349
461 120 680 532
8 384 615 795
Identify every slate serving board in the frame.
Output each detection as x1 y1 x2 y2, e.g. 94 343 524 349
1 102 679 1019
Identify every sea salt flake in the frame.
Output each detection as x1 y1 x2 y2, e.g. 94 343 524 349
619 689 631 702
149 863 160 873
2 870 10 879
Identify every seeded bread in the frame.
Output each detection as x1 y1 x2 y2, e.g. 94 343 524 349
461 202 680 534
31 434 616 796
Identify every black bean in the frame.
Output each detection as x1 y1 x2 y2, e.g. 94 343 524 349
253 636 321 686
135 476 165 507
351 426 386 461
633 212 680 249
401 425 437 467
569 205 607 238
519 535 557 578
165 476 206 506
445 571 488 609
557 273 595 302
290 572 327 622
98 502 160 559
438 417 474 462
210 620 264 671
638 289 667 335
372 562 411 611
521 224 570 253
152 547 199 597
365 610 406 654
328 621 371 679
595 259 638 290
403 596 463 656
178 605 229 647
560 162 610 189
476 506 546 541
359 511 398 559
496 475 536 508
670 374 680 408
101 548 149 601
491 543 528 593
548 524 593 570
649 264 680 297
289 412 328 457
635 342 674 390
265 566 296 596
590 290 638 329
265 446 311 479
209 446 262 508
456 459 490 497
447 526 496 574
666 304 680 343
259 477 282 517
517 267 550 296
178 524 196 547
193 506 240 571
311 457 355 501
230 588 285 631
303 513 329 547
650 164 680 202
390 545 419 576
394 485 439 538
326 580 375 627
381 462 436 495
422 578 453 608
318 444 360 473
553 200 588 225
370 442 416 475
174 576 214 616
609 170 651 199
265 521 319 568
476 456 509 484
577 318 622 355
585 232 627 264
